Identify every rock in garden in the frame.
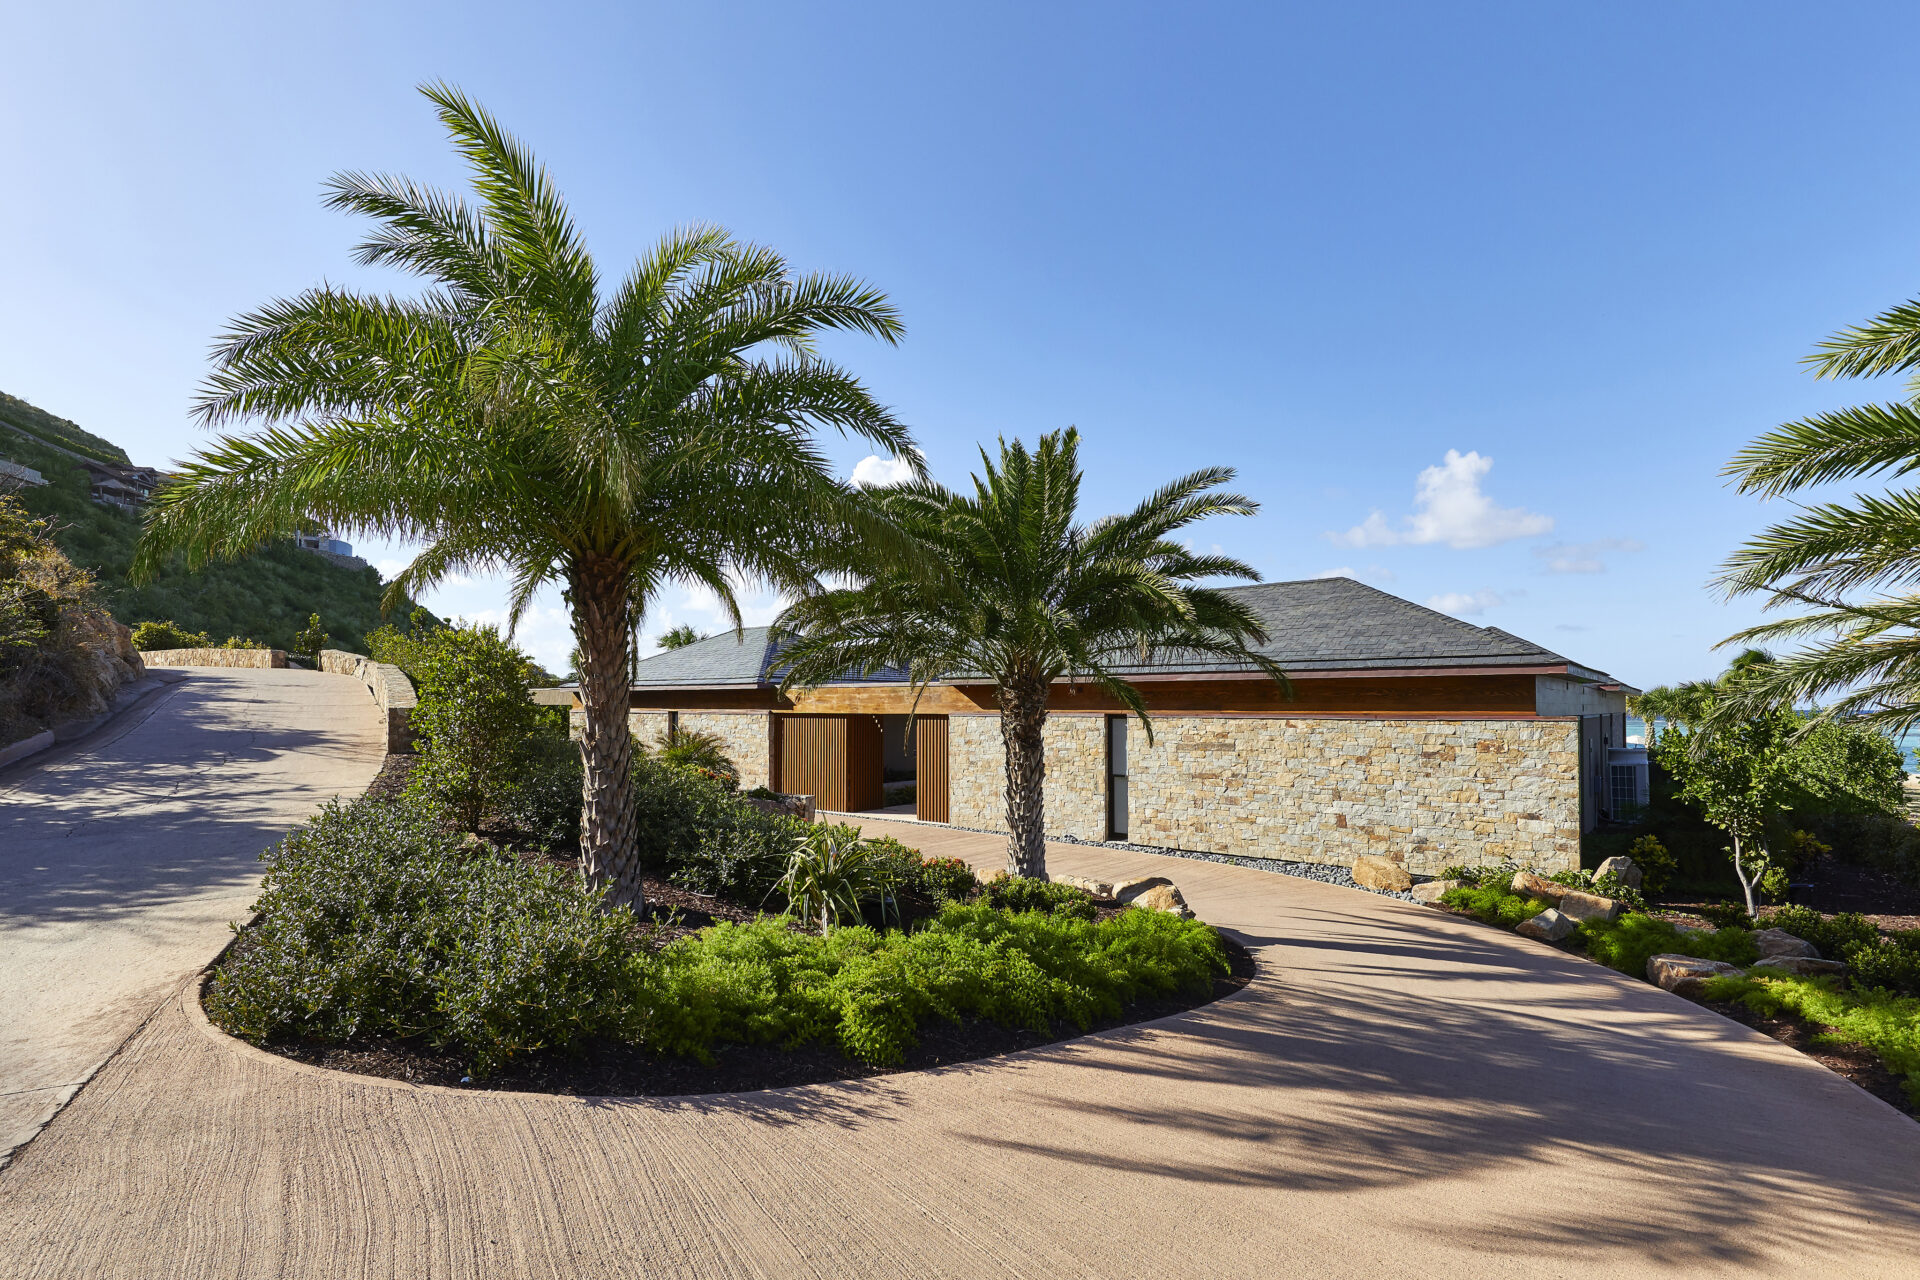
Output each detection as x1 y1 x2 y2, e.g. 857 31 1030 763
1410 878 1459 905
1112 875 1174 903
1751 928 1818 959
1594 855 1642 891
1750 955 1848 978
1055 874 1118 899
1352 856 1413 892
1647 953 1744 997
1510 869 1565 903
1556 890 1623 924
1516 908 1575 941
1132 883 1196 919
979 868 1008 886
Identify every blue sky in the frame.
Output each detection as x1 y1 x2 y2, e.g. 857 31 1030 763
5 2 1920 683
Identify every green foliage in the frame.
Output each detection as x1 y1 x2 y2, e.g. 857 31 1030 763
1438 885 1548 928
983 876 1098 921
129 619 212 650
2 420 429 652
775 826 879 934
0 389 128 463
1758 905 1920 996
1761 905 1881 959
657 624 703 650
640 902 1227 1067
1627 834 1677 894
0 493 127 743
405 623 542 831
204 797 642 1076
496 730 584 850
1702 972 1920 1104
1577 914 1757 977
649 725 739 786
1655 704 1799 916
292 612 329 658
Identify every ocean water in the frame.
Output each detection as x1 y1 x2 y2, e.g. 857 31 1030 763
1629 717 1920 773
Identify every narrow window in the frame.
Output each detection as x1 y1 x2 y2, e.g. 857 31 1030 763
666 710 679 737
1107 715 1129 840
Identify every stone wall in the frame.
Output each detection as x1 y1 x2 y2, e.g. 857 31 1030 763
139 647 287 669
948 713 1108 840
681 711 771 791
947 711 1581 875
316 649 417 752
625 710 669 747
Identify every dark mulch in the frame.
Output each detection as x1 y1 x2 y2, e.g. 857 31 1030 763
364 752 418 803
1691 993 1917 1119
250 933 1255 1097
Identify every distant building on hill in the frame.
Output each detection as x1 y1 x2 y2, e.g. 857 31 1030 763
294 529 354 557
78 460 163 510
0 459 47 488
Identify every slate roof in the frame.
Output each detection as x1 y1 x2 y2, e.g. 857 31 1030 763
627 578 1615 688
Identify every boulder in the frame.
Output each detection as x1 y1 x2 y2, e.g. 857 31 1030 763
1131 883 1197 920
1353 856 1413 892
1516 908 1575 942
1112 876 1174 904
978 868 1008 886
1594 856 1642 891
1751 928 1818 960
1556 890 1624 925
1410 878 1459 905
1647 953 1744 997
1510 870 1565 903
1751 955 1848 978
1056 874 1118 900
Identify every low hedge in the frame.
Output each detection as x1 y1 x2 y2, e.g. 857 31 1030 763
1703 972 1920 1104
1578 914 1756 976
641 902 1228 1066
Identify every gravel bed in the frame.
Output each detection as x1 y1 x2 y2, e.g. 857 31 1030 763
1047 834 1422 902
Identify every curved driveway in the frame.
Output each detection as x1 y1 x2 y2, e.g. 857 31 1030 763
0 668 385 1167
5 809 1920 1276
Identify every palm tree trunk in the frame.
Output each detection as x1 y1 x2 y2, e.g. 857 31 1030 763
1000 679 1049 879
572 557 643 911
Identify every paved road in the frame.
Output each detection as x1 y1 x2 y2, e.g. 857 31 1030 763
0 668 385 1166
4 815 1918 1277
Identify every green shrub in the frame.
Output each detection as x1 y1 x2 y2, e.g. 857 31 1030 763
1438 884 1548 928
128 618 211 650
776 826 880 934
640 902 1227 1066
405 623 542 831
1627 834 1677 894
1759 905 1920 997
1703 972 1920 1104
647 725 739 786
984 876 1098 921
1440 859 1524 889
632 749 749 871
1761 905 1880 959
667 811 811 907
497 730 584 850
292 612 329 658
1577 913 1757 977
914 854 980 905
204 797 641 1075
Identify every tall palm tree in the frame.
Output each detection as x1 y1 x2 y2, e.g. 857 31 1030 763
1717 290 1920 735
773 428 1288 878
132 84 919 909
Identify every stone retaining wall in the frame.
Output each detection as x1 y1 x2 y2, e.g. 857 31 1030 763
948 712 1581 875
316 650 417 752
138 647 286 669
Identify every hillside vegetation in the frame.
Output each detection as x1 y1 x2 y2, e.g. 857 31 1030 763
0 397 435 652
0 391 130 465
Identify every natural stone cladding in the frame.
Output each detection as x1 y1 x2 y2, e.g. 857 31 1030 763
950 712 1579 875
949 714 1107 841
625 710 669 748
679 712 771 791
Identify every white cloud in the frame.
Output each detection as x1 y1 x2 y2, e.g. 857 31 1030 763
1533 537 1645 574
1314 566 1357 579
1312 564 1397 584
1425 589 1505 617
1331 450 1554 550
851 455 914 488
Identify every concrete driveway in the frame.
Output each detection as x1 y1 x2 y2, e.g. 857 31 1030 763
0 667 385 1166
3 812 1918 1277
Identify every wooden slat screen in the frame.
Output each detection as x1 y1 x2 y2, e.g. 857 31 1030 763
915 716 950 823
846 715 885 812
778 715 848 811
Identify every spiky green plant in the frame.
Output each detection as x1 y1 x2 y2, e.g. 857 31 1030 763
774 428 1287 878
1717 291 1920 736
775 826 877 935
131 84 919 910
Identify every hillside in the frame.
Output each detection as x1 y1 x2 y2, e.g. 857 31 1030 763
0 398 435 652
0 391 130 465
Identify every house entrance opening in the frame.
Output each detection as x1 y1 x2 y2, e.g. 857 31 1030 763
879 715 916 815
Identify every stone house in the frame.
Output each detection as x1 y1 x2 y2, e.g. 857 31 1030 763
592 578 1636 875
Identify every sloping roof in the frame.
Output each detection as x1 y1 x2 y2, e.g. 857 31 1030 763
626 578 1609 688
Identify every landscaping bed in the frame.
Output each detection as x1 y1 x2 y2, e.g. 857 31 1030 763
235 934 1253 1096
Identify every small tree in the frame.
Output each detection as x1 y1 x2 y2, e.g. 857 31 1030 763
657 624 703 651
406 623 541 831
293 612 329 658
1658 708 1799 918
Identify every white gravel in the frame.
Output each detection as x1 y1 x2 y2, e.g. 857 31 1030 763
1047 833 1424 902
